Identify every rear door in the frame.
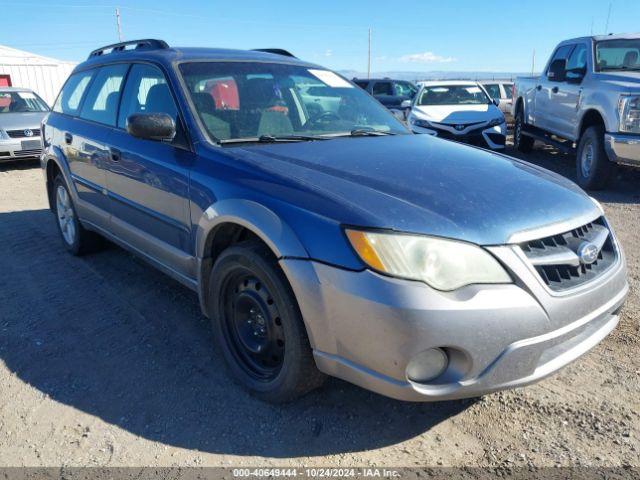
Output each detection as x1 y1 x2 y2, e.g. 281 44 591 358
105 63 196 279
552 43 588 140
535 44 574 133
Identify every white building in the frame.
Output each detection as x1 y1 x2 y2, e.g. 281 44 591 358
0 45 77 106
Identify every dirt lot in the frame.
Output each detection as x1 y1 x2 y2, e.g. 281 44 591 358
0 143 638 469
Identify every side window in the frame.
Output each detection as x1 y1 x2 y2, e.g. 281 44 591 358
483 84 501 99
501 83 513 99
394 81 417 98
53 70 95 116
354 80 369 90
546 45 574 79
79 64 129 126
566 44 587 80
118 64 178 128
372 82 392 96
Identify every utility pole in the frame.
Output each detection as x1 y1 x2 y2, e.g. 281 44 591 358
604 2 612 34
116 7 123 42
367 28 371 79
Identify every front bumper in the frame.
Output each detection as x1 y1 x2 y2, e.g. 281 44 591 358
0 138 43 161
604 133 640 166
280 236 628 402
411 121 507 150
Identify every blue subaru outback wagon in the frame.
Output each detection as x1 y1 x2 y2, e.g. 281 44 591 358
41 39 628 402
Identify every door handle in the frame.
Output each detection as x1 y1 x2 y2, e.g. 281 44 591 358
110 147 121 162
64 132 73 144
551 86 559 94
536 85 542 91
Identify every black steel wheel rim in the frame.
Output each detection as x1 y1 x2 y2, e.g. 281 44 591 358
221 269 285 381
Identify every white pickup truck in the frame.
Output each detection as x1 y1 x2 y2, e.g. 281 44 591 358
512 33 640 189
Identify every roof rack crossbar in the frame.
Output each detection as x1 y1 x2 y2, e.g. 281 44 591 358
88 39 169 59
252 48 296 58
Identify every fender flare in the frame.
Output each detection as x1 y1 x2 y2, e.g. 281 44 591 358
42 146 77 209
195 198 309 317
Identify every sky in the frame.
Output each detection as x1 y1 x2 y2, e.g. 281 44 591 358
1 0 639 73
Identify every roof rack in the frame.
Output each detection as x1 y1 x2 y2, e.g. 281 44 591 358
88 39 169 59
252 48 296 58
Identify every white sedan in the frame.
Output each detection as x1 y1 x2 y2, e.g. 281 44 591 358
404 81 507 150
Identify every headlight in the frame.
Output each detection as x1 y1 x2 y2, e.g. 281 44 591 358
345 229 511 291
618 95 640 133
0 130 9 140
411 118 431 128
487 117 505 127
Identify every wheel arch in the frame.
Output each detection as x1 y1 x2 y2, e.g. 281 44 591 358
195 199 309 318
578 109 606 139
43 147 75 211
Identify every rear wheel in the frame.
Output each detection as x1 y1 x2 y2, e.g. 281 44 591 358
514 108 534 153
209 241 326 402
576 125 614 190
53 175 103 255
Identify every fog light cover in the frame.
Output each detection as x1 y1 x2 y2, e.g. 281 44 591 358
406 348 448 383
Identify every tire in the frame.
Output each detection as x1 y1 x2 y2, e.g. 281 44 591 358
53 175 103 255
514 108 534 153
208 241 326 403
576 125 614 191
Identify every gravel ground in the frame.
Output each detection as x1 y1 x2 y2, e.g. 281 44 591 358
0 142 638 469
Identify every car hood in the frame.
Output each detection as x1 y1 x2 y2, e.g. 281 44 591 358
232 135 600 245
411 104 503 124
0 112 47 130
596 71 640 92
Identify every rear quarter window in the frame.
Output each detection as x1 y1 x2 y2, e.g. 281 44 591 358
53 70 95 116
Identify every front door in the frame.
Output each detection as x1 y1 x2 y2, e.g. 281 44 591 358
552 43 587 140
105 63 195 280
535 44 575 134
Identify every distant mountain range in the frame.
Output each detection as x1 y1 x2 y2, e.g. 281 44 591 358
339 70 537 82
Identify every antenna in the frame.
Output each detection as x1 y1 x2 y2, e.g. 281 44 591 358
367 28 372 79
531 49 536 76
604 2 612 34
115 7 123 42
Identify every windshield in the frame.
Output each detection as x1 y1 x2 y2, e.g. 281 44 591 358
0 91 49 113
596 39 640 71
179 62 409 142
416 85 490 106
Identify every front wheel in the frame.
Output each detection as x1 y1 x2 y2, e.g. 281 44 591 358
576 125 614 190
209 241 326 403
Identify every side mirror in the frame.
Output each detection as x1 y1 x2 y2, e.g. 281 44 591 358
126 113 176 142
400 99 412 109
547 59 567 82
566 67 586 83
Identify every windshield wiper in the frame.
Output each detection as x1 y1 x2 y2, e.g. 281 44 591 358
218 134 330 145
347 129 396 137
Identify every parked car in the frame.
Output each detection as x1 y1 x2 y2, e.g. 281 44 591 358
353 77 417 118
480 80 514 121
42 39 627 403
513 33 640 190
0 87 49 161
406 81 507 150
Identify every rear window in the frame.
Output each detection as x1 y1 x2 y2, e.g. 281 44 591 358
53 70 95 116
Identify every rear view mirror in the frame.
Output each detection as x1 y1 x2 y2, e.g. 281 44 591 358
400 99 412 109
126 113 176 142
547 59 567 82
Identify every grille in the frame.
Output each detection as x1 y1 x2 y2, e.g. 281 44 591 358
6 128 41 138
13 148 42 157
519 217 617 292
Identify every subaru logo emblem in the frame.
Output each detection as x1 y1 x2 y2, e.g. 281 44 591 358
455 124 465 131
24 129 33 137
577 242 599 265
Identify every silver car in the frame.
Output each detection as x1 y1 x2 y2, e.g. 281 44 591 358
0 87 49 162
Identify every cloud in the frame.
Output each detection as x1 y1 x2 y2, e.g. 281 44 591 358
399 52 457 64
324 49 333 57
